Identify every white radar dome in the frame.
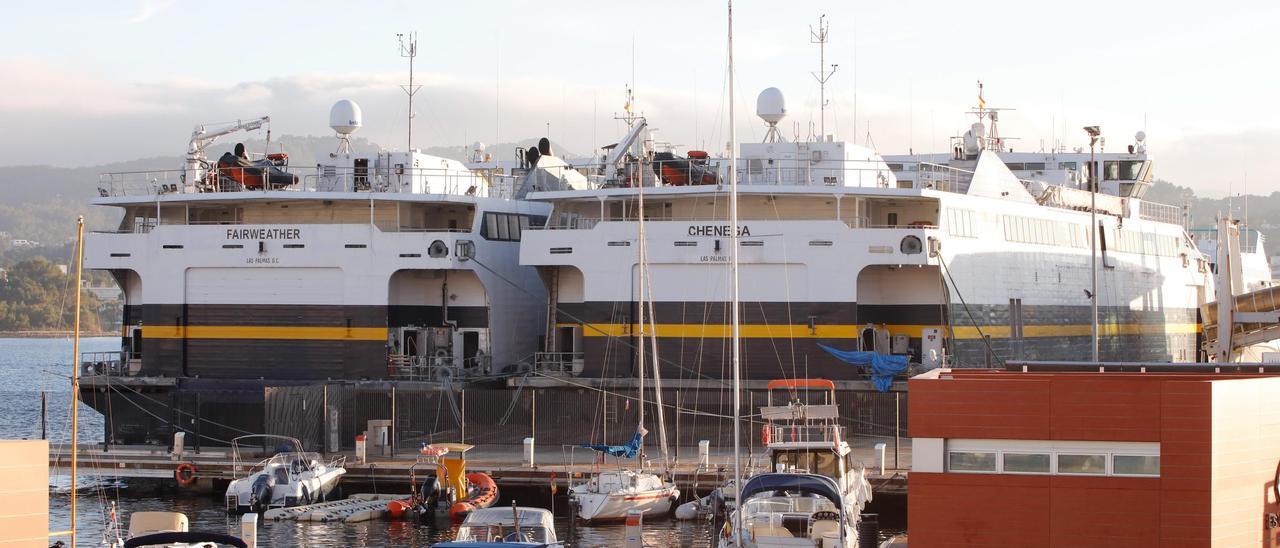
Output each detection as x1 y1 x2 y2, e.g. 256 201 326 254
329 99 363 136
756 87 787 125
1135 130 1146 143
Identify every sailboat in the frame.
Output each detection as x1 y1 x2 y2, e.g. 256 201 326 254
59 216 248 548
568 94 679 522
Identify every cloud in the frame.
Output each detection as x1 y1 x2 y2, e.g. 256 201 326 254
0 60 1273 199
119 0 173 25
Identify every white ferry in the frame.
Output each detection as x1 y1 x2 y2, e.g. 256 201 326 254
519 87 1218 380
81 101 549 443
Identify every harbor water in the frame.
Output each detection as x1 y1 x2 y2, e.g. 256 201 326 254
12 336 902 546
8 336 712 546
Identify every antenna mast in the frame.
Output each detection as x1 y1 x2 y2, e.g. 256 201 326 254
728 0 744 544
398 32 421 151
810 15 838 139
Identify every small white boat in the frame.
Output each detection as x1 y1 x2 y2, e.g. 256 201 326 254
717 379 873 547
432 505 563 547
102 510 249 547
720 473 854 548
569 468 679 522
224 435 346 514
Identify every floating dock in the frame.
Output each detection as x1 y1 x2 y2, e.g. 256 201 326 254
48 441 910 497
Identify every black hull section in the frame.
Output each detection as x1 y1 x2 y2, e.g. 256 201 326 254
81 380 909 449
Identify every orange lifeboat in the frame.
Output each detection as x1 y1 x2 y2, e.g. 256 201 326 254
448 472 498 521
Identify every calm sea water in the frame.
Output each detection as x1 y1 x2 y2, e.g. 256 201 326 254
4 337 717 547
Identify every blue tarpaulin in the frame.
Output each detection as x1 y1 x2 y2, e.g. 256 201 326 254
580 429 645 458
816 344 909 392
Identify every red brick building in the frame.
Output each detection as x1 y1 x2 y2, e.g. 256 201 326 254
908 367 1280 546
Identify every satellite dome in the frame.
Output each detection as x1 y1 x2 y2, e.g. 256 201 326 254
1135 130 1146 143
756 87 787 125
329 99 363 136
472 141 486 152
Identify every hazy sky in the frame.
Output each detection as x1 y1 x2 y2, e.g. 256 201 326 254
2 0 1276 197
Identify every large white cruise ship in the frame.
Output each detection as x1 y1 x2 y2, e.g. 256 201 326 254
518 89 1216 382
82 101 550 443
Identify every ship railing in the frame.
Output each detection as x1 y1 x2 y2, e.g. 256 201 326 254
533 352 584 376
766 424 846 446
97 166 521 199
570 158 910 190
80 351 134 377
387 353 495 381
532 215 936 230
912 162 975 193
1138 200 1185 227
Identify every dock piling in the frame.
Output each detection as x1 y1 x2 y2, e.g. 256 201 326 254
241 513 258 548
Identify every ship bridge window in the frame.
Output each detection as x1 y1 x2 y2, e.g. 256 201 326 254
1104 160 1144 181
481 212 546 242
772 449 841 479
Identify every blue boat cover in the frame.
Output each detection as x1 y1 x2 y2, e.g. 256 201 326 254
580 430 644 459
816 344 909 392
739 473 843 508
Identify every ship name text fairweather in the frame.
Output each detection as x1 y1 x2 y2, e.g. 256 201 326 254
226 228 302 240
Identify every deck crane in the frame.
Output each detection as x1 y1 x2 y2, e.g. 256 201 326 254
182 116 270 187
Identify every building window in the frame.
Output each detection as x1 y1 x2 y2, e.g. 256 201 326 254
936 439 1159 477
1057 454 1106 475
948 451 997 472
1002 453 1051 474
1113 455 1159 476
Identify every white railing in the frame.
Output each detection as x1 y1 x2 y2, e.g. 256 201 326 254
767 424 846 445
1138 200 1185 227
532 215 935 230
97 166 519 200
913 162 975 193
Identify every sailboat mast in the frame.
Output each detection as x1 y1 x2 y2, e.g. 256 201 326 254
69 215 84 548
636 115 648 474
645 264 671 472
727 0 743 543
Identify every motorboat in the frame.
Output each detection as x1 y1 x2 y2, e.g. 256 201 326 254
99 510 249 547
719 473 852 547
717 379 873 547
431 505 562 547
224 435 346 514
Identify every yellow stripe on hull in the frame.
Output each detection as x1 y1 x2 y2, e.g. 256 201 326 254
563 322 1201 340
143 325 388 341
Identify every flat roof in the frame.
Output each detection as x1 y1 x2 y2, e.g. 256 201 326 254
914 363 1280 383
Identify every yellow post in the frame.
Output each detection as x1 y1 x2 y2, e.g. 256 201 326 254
69 215 84 548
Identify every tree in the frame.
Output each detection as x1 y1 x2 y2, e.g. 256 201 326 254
0 257 105 332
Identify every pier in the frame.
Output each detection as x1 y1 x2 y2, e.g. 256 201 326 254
48 440 910 496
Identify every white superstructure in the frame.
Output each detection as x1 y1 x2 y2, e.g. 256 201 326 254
520 89 1215 381
82 102 550 444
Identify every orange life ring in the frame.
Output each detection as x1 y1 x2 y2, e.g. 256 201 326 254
174 463 198 486
761 425 771 444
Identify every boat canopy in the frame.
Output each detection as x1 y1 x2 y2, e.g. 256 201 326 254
739 473 844 509
461 506 556 529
